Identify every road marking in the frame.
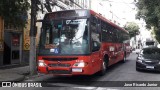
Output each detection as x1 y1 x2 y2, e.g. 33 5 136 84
96 87 121 90
73 87 97 90
24 80 33 81
73 87 121 90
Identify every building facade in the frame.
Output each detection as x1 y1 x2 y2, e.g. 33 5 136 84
0 0 90 66
0 17 4 65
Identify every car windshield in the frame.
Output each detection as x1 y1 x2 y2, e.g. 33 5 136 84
146 42 154 45
39 19 89 55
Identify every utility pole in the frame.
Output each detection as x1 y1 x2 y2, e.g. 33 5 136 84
89 0 91 9
29 0 37 76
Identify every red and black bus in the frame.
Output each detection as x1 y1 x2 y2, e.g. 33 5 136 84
37 9 131 75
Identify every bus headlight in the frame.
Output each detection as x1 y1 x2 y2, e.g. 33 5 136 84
38 60 47 67
73 62 88 67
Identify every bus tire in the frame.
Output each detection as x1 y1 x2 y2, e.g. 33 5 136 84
122 52 126 63
98 56 108 76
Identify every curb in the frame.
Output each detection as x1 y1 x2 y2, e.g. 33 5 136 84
11 75 25 82
24 73 46 81
0 73 25 82
0 64 29 70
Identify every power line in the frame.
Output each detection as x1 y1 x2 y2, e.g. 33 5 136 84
121 0 136 10
102 0 135 4
102 0 136 11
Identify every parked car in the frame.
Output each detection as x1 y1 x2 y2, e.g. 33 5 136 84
136 47 160 71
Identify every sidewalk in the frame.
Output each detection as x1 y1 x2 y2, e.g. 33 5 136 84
0 65 30 81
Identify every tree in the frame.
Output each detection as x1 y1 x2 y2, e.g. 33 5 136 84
136 0 160 42
124 22 140 38
0 0 30 28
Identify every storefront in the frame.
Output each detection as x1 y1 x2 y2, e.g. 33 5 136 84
3 29 23 65
0 17 31 66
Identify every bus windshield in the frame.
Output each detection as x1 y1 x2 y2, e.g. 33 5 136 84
39 19 89 55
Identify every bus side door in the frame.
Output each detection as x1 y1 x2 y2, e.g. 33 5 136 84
91 41 101 72
90 17 101 73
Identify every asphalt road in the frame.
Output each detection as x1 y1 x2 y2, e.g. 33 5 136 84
1 51 160 90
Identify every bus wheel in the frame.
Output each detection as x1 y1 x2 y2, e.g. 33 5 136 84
122 54 126 63
98 60 107 76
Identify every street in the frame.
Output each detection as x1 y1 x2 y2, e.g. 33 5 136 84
1 51 160 90
9 51 159 90
26 51 160 81
0 51 160 90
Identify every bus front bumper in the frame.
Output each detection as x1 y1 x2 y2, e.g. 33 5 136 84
38 66 93 76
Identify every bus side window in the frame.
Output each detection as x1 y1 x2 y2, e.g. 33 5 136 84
101 28 111 42
91 22 100 52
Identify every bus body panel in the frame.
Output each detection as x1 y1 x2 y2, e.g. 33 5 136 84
90 51 102 73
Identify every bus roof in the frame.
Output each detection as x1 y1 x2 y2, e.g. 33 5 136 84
89 10 128 34
44 9 129 34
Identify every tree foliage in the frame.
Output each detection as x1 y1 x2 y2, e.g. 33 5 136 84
124 22 140 38
136 0 160 28
153 27 160 43
136 0 160 42
0 0 30 28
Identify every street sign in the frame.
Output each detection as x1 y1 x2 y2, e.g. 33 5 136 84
24 43 30 50
23 20 30 50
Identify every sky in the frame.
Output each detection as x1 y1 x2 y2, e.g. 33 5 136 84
100 0 151 41
104 0 139 24
91 0 140 26
109 0 136 21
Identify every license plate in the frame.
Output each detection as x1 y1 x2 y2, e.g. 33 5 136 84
72 68 82 72
146 66 154 69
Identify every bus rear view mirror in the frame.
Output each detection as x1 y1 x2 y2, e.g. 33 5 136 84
92 41 100 52
109 46 115 52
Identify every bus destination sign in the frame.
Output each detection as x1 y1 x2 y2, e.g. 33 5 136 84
46 10 87 20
